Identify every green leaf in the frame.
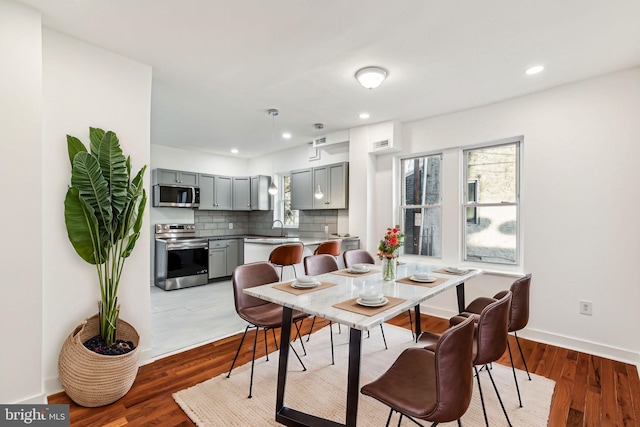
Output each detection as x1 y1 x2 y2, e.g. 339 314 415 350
89 127 105 158
71 152 113 237
64 187 102 264
66 135 87 167
98 131 129 216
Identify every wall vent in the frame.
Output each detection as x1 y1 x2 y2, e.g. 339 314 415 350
373 139 390 151
312 137 327 147
368 121 402 155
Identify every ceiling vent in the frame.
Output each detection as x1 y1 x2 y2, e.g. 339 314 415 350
312 130 349 148
368 121 402 155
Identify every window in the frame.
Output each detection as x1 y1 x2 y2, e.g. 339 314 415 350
400 154 442 257
276 174 299 227
463 142 520 265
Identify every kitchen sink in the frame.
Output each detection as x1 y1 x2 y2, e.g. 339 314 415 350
244 237 301 245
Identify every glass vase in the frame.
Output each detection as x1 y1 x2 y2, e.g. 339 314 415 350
382 256 396 281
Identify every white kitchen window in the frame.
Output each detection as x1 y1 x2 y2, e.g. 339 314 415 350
463 141 520 265
400 154 442 257
274 174 299 228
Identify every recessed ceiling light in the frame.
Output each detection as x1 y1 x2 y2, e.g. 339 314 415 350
525 65 544 75
359 113 370 119
230 148 239 154
282 132 292 139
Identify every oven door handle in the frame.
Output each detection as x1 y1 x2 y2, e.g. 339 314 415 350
166 242 208 250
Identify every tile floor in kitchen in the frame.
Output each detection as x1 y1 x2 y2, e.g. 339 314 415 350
150 280 249 358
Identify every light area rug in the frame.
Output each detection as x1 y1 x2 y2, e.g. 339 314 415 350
174 324 554 426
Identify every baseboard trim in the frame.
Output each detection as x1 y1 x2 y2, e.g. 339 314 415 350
420 304 640 369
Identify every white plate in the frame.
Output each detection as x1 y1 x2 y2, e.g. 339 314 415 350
292 281 320 289
357 297 388 307
410 275 437 283
348 268 370 274
446 267 468 274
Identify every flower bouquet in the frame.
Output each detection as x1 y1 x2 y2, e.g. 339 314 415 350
377 227 404 280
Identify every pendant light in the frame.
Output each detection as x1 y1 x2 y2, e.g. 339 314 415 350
314 185 324 199
267 109 279 196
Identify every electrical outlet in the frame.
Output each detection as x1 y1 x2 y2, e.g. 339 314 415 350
579 300 593 316
229 223 233 230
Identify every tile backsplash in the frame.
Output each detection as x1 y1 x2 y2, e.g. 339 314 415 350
194 209 340 237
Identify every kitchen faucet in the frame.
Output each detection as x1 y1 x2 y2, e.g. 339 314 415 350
272 220 285 237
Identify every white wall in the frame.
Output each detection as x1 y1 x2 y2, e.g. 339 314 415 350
41 29 152 396
0 0 43 404
354 68 640 364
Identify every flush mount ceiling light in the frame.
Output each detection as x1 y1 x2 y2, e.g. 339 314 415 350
282 132 291 139
230 148 239 154
267 109 279 196
525 65 544 75
355 66 388 89
359 112 370 119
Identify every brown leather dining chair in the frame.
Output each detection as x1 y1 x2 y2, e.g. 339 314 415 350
450 274 532 407
343 249 415 340
268 242 304 280
227 262 308 398
361 316 476 427
421 292 513 427
314 240 341 257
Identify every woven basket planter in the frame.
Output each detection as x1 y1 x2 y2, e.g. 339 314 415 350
58 313 140 407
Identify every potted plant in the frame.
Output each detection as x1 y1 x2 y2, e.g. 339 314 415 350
58 127 147 407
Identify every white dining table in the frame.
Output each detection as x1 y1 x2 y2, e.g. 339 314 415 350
244 262 482 427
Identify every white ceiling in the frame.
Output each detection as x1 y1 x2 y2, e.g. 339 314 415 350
17 0 640 158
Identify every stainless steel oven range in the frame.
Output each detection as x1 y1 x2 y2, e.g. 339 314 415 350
154 224 208 290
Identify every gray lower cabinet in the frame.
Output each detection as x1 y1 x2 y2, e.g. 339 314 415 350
199 174 233 210
208 239 243 279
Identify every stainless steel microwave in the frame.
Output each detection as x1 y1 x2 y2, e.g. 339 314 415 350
152 185 200 208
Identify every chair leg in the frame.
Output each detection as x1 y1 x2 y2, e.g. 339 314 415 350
486 364 513 427
264 328 269 362
507 340 523 407
289 341 306 371
407 309 415 340
385 408 394 427
293 320 306 356
227 325 250 378
272 328 279 350
514 332 532 380
291 265 297 278
306 316 317 342
474 366 489 427
380 324 388 350
247 325 260 398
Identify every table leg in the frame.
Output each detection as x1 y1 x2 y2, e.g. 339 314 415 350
276 307 293 411
413 305 422 342
456 282 466 313
346 328 362 427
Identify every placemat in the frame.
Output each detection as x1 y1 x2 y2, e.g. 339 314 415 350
433 268 470 276
330 268 379 278
272 281 337 295
396 276 447 288
332 296 406 316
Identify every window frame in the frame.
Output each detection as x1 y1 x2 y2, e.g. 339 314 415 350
461 139 521 266
273 173 299 229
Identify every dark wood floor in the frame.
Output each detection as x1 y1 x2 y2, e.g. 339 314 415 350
49 313 640 426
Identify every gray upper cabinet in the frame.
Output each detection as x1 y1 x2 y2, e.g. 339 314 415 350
198 174 232 210
232 177 251 211
152 168 198 186
291 162 348 210
290 168 313 210
313 162 349 209
251 175 272 211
